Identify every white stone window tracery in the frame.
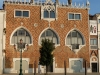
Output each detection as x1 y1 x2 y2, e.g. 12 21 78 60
41 0 57 21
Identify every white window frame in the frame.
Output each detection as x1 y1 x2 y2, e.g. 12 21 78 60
43 10 55 18
42 10 56 21
90 38 97 50
14 9 30 18
98 19 100 23
68 12 82 20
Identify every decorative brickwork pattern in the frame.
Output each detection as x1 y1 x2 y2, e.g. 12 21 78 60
4 4 89 68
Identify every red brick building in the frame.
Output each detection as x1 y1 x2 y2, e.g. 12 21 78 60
3 0 90 73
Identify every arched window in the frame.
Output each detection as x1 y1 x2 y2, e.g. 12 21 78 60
40 29 59 45
11 28 32 44
50 11 55 18
44 10 49 18
43 10 55 18
67 30 84 49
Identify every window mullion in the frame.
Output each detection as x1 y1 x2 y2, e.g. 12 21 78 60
21 11 23 17
49 11 50 18
74 14 75 20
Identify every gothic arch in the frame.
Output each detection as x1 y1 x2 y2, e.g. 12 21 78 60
65 28 85 53
10 26 33 45
65 28 86 45
38 27 60 46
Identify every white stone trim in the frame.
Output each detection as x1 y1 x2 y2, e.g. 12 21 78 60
4 68 16 73
14 9 30 18
90 56 98 62
68 12 82 20
28 68 38 73
0 57 3 74
13 58 29 73
90 56 98 72
41 0 57 22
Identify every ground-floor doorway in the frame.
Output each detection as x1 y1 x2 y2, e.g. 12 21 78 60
91 63 97 72
47 64 53 72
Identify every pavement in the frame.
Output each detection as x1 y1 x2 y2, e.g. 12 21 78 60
1 73 100 75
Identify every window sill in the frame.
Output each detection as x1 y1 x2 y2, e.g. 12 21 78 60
67 45 85 54
42 18 56 21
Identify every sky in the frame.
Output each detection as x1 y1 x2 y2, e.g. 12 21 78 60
0 0 100 15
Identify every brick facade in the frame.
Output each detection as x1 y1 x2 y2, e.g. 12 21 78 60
4 2 90 72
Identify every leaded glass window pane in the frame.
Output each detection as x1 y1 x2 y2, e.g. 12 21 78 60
26 32 30 36
40 29 59 44
14 32 17 36
50 11 55 18
15 11 22 16
44 10 49 18
67 30 84 49
26 36 31 44
90 39 94 45
78 38 82 45
75 14 81 20
46 30 53 36
18 29 25 36
53 37 57 44
72 37 77 44
69 13 74 19
11 28 32 44
23 11 29 17
72 31 77 37
90 39 97 45
41 32 45 37
94 39 97 45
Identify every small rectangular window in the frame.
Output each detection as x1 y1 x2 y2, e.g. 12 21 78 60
90 39 97 45
99 19 100 23
68 13 81 20
44 11 49 18
44 10 55 18
15 10 29 18
50 11 55 18
23 11 29 17
90 39 97 50
15 11 22 16
75 14 81 20
69 13 74 19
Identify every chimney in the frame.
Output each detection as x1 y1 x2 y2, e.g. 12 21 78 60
68 0 72 6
